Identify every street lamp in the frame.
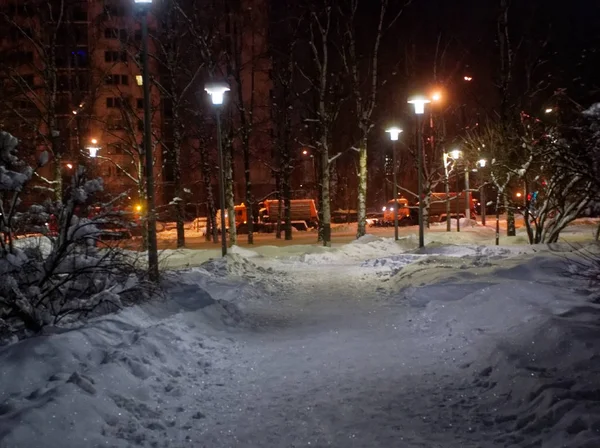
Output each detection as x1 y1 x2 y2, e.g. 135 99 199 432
407 95 430 248
385 126 403 241
134 0 158 281
450 149 462 232
205 81 230 257
86 138 100 158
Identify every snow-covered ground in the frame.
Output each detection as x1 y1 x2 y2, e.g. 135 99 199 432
1 227 600 447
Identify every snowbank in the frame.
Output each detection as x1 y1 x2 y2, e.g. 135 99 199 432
0 269 245 448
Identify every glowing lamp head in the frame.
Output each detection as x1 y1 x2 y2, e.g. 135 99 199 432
134 0 152 3
545 108 553 114
450 149 462 160
91 138 98 145
431 92 442 102
516 192 522 198
407 95 431 115
88 146 99 158
135 204 142 212
464 76 473 82
303 150 308 155
385 126 403 141
205 82 230 105
478 158 487 168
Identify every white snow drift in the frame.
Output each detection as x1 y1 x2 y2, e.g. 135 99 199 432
0 234 599 447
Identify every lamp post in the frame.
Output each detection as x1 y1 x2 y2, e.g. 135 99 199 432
134 0 158 281
407 95 430 248
450 149 461 232
205 81 230 257
385 126 403 241
464 165 471 220
477 158 487 226
442 152 451 232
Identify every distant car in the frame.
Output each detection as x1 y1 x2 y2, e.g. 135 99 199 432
366 213 383 227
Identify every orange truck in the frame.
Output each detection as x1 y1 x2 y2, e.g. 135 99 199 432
382 198 411 225
216 199 318 232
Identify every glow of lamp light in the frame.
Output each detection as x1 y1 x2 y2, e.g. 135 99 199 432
204 82 230 105
385 126 403 141
407 95 431 115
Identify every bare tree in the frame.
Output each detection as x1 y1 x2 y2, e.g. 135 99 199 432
297 0 340 246
224 1 271 244
151 3 209 248
338 0 409 238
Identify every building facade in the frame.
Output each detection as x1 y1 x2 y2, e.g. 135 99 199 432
0 0 273 218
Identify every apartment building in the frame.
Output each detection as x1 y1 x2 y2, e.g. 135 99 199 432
0 0 274 217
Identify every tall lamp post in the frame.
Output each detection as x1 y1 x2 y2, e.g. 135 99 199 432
385 126 403 241
450 149 462 232
442 152 451 232
477 159 487 226
205 81 230 257
134 0 158 282
407 95 430 248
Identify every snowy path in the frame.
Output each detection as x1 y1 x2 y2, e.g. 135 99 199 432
1 239 600 448
181 260 497 448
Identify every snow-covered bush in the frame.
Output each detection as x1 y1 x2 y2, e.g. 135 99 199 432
0 132 150 342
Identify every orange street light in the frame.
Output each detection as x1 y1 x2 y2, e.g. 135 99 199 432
431 91 442 102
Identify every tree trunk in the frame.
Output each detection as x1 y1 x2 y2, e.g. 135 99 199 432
283 160 292 241
243 137 254 244
356 137 367 239
137 170 148 251
321 145 331 247
317 174 324 243
275 172 282 239
200 145 217 243
53 152 63 202
422 191 431 228
506 194 516 236
173 126 185 248
523 180 534 244
225 143 237 246
495 190 501 245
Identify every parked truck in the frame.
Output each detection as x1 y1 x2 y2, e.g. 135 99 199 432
381 198 411 226
216 199 318 233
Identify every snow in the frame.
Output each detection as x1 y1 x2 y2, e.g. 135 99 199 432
1 228 600 447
